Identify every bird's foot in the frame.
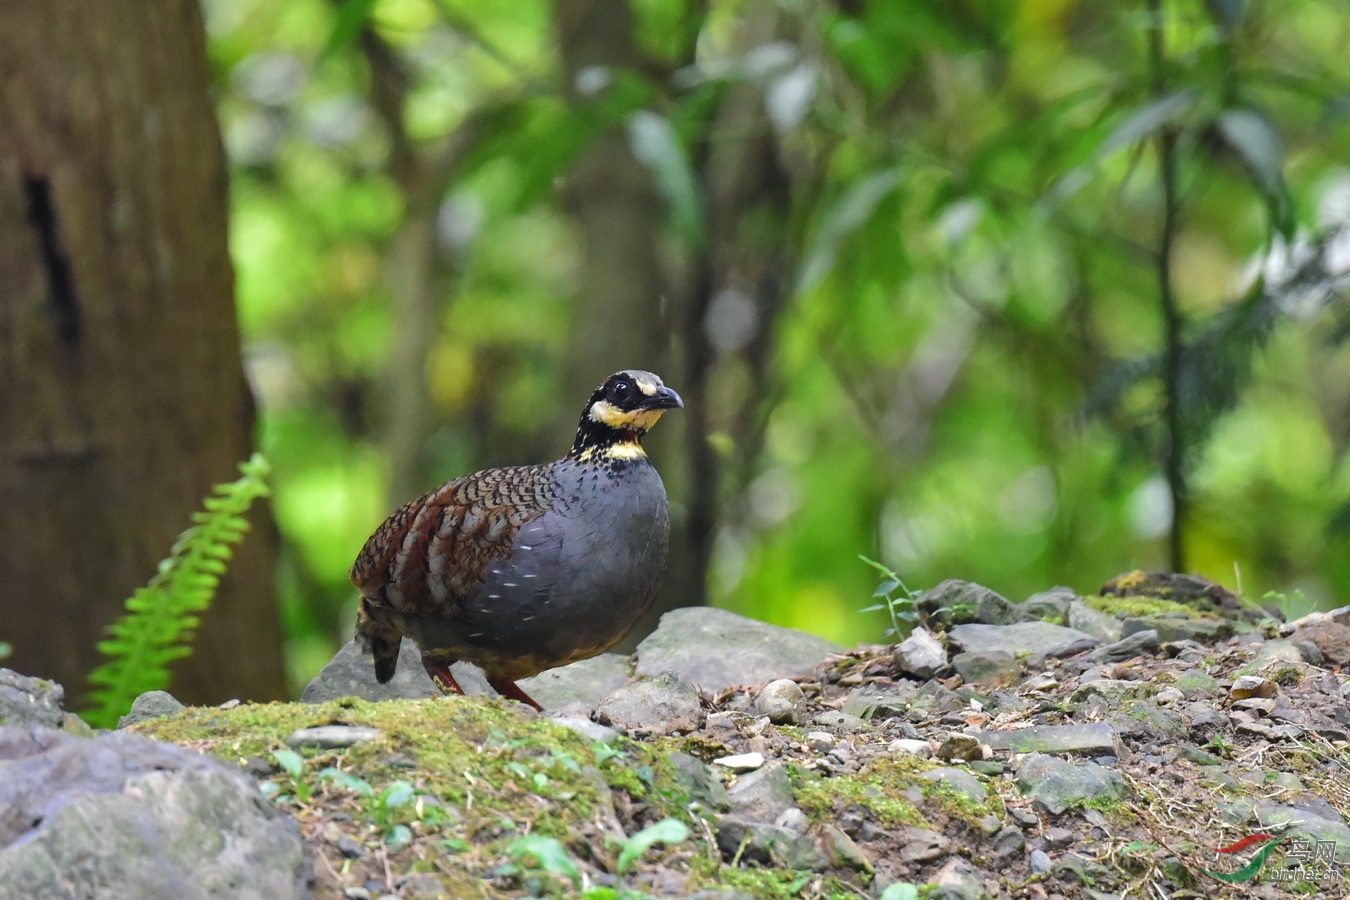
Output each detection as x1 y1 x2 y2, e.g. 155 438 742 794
489 678 544 712
422 659 466 696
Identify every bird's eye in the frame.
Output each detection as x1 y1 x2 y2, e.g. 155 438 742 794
609 380 633 404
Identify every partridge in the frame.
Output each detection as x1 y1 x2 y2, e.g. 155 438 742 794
351 370 682 710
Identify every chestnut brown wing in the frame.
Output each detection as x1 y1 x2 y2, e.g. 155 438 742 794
349 463 560 618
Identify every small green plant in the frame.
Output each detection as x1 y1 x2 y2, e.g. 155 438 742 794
0 640 10 660
263 748 313 804
316 768 446 846
859 555 922 638
507 818 691 899
878 884 920 900
84 454 271 728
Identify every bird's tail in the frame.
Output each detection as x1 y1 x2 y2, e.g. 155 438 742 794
356 598 401 684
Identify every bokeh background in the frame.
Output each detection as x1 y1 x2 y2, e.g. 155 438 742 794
4 0 1350 703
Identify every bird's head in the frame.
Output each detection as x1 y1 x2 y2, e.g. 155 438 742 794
570 370 682 464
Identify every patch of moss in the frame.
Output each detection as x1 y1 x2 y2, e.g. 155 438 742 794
1080 796 1137 826
1082 594 1202 620
136 698 707 895
789 758 929 829
686 858 864 899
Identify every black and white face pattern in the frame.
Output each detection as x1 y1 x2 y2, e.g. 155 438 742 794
569 370 683 462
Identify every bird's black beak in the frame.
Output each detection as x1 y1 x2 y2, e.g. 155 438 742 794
641 386 683 410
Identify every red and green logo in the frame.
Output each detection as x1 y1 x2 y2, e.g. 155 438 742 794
1203 834 1283 883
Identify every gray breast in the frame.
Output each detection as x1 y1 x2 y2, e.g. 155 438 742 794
461 458 669 663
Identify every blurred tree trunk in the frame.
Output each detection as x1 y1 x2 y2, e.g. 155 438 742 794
551 0 703 630
0 0 286 706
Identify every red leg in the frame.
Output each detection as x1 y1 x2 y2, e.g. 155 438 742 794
422 658 466 696
489 678 543 712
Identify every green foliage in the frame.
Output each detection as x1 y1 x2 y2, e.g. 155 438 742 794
858 555 920 638
212 0 1350 678
506 817 690 898
878 884 920 900
84 454 270 728
0 641 10 661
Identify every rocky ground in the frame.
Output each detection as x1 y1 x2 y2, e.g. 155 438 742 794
3 572 1350 899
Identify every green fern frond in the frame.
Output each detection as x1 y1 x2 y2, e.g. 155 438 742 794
84 453 271 729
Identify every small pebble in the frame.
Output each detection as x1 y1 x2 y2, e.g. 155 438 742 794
806 731 835 752
757 679 807 725
1230 675 1276 700
1154 687 1183 704
1044 827 1076 849
1029 849 1053 874
713 751 765 772
775 807 809 833
218 699 241 710
936 732 987 762
337 836 364 859
285 725 384 749
887 738 932 758
549 716 619 744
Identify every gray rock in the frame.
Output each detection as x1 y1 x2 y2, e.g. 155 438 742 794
949 622 1098 659
888 738 932 757
952 650 1019 687
990 825 1025 859
931 857 989 900
1044 826 1076 848
1067 601 1124 643
669 752 729 812
894 627 948 679
634 607 842 691
1070 678 1146 703
1107 700 1188 741
1173 669 1220 698
756 679 807 725
303 639 627 710
1088 629 1159 663
922 767 987 804
811 710 867 732
1120 615 1232 643
1249 639 1305 669
714 816 828 871
1015 753 1126 815
549 716 619 744
841 682 917 719
713 752 765 772
1020 586 1076 623
912 680 966 713
285 725 384 749
821 824 871 871
0 669 65 729
301 639 475 703
0 728 308 899
975 723 1119 757
519 653 631 710
899 826 951 863
594 673 703 736
775 808 808 833
119 691 188 728
1029 848 1053 874
726 763 795 824
920 580 1021 626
